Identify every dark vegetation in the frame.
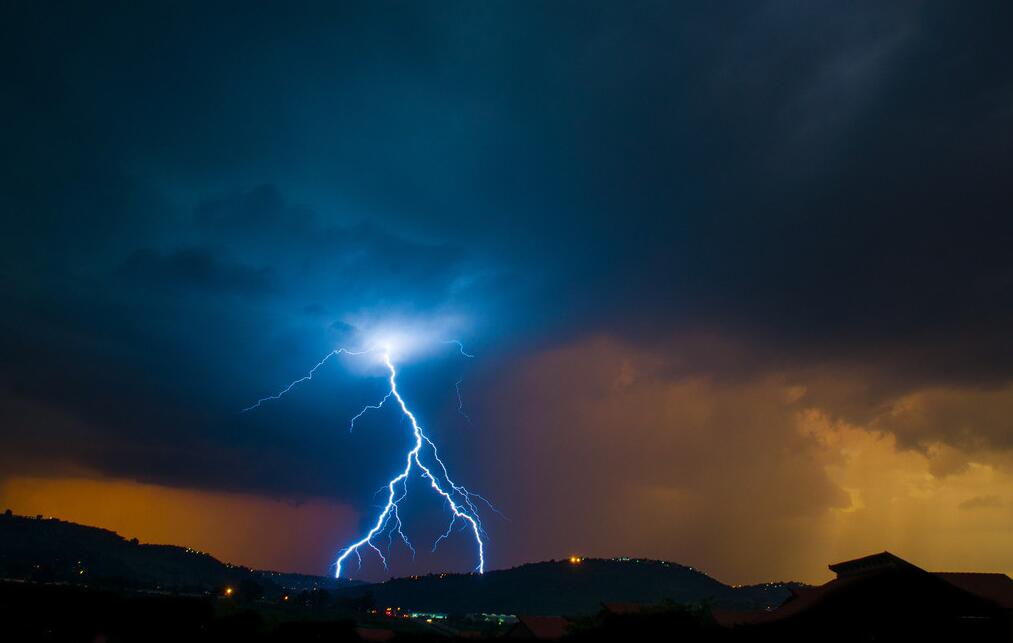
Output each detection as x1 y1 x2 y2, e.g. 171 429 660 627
335 558 798 615
0 513 794 614
3 513 1008 641
8 582 1005 642
0 512 354 597
0 581 367 642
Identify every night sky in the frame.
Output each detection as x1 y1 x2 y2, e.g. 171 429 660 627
3 2 1013 584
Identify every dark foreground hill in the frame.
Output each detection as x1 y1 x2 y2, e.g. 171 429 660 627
0 512 354 596
338 558 801 615
0 512 799 616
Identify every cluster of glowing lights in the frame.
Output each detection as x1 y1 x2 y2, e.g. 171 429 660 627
375 607 448 623
243 339 491 579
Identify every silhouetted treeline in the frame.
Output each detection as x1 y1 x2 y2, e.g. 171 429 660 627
3 580 1009 642
0 581 365 642
0 512 355 598
332 558 798 615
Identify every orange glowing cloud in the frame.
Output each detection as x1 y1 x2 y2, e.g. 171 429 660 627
478 335 1013 585
0 475 358 575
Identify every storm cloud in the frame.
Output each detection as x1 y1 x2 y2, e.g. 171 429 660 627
2 1 1013 580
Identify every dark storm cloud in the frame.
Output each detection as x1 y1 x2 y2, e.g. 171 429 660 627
2 0 1013 572
0 180 485 500
5 1 1010 368
122 247 276 295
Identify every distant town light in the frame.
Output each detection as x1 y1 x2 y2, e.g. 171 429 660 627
569 556 582 564
224 587 234 597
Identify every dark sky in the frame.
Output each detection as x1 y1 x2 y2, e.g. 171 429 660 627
2 1 1013 583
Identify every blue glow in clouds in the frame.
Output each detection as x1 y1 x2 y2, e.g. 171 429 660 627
242 342 488 578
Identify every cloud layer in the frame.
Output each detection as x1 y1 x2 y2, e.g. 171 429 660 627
2 1 1013 580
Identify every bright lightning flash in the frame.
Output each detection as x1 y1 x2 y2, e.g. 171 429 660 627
242 341 489 579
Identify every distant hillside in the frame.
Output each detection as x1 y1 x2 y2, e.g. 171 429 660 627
337 558 802 616
0 513 802 616
0 512 354 596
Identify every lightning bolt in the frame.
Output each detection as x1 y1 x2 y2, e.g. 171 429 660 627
242 342 489 579
241 347 374 413
455 379 471 423
444 339 475 358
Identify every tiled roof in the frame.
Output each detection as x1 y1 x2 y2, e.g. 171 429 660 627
936 572 1013 609
828 551 921 577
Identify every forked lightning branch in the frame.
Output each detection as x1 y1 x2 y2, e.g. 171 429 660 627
242 342 490 578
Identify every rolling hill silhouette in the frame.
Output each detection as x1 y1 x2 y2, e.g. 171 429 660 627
0 512 351 595
337 558 800 615
0 512 798 615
